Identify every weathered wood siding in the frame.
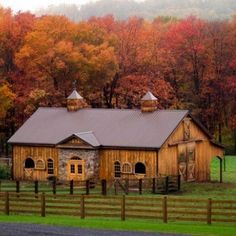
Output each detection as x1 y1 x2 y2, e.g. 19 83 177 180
158 118 224 181
99 149 157 180
13 146 58 181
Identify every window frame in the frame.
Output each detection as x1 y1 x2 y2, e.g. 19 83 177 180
47 159 54 175
122 162 132 174
35 159 45 170
114 161 121 178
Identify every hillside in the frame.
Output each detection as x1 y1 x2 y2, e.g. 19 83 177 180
36 0 236 21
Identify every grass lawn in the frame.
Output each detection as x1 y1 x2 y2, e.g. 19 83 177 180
179 156 236 199
0 215 235 236
0 156 235 235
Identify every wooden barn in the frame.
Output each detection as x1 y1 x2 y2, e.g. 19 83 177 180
8 90 224 182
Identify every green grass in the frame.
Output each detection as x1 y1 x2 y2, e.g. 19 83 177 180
0 215 235 236
179 156 236 199
0 156 235 235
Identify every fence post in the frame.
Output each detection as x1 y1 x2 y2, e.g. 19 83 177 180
121 195 126 221
70 180 74 195
125 179 129 195
52 180 56 195
207 198 212 225
35 181 38 195
162 196 167 223
5 192 9 215
86 180 90 195
139 179 142 195
41 192 45 217
177 175 181 191
114 181 118 195
101 179 107 196
16 180 20 193
80 195 85 219
152 178 156 194
165 176 169 194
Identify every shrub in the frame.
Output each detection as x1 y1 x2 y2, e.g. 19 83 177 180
0 165 11 179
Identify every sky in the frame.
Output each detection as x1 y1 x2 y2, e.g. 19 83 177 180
0 0 98 12
1 0 144 12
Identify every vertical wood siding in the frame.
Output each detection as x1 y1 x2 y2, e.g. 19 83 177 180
13 146 59 181
99 149 157 180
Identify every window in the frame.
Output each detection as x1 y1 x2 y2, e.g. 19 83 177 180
47 159 54 175
70 164 75 174
35 159 45 169
135 162 146 174
179 151 186 163
25 158 35 169
71 156 81 160
78 165 83 174
122 163 132 173
114 161 121 178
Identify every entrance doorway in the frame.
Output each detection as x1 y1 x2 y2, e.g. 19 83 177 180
210 156 223 183
67 157 85 181
178 142 196 182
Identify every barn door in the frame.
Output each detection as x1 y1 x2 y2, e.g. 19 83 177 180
67 158 85 181
178 144 187 181
178 143 196 182
186 142 196 181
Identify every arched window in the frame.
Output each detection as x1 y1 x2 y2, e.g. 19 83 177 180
71 157 81 160
25 158 35 169
122 163 132 173
135 162 146 174
47 159 54 175
35 159 45 169
114 161 121 178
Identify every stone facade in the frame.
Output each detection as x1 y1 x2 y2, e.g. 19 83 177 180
58 148 99 180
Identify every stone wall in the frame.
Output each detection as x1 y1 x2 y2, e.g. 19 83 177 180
58 148 99 180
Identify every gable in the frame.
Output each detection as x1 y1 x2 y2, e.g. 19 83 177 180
163 116 211 148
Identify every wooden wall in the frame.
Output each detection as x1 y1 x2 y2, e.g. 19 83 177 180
13 145 58 181
99 149 157 180
158 117 224 181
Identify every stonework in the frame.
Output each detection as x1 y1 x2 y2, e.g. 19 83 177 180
58 148 99 180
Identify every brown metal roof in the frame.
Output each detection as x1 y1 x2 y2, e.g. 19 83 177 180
8 108 189 149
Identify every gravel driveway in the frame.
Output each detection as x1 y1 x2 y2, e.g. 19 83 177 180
0 223 186 236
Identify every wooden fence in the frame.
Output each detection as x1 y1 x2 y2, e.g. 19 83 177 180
0 176 181 195
0 192 235 225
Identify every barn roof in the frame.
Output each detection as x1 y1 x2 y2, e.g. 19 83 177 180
8 108 189 149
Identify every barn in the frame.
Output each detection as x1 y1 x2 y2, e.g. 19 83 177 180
8 90 224 182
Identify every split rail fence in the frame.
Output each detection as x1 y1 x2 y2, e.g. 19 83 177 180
0 176 181 195
0 192 236 225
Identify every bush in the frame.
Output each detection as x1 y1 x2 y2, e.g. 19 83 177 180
0 165 11 179
47 176 57 182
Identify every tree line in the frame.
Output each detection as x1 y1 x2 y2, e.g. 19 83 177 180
36 0 236 21
0 7 235 155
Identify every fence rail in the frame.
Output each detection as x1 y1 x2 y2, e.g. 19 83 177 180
0 176 181 195
0 192 235 225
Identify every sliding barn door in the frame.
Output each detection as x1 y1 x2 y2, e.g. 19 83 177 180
178 142 196 182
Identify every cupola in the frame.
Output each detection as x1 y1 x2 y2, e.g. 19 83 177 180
67 89 88 112
141 91 158 112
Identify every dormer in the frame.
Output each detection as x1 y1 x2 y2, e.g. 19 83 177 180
67 89 88 112
141 91 158 112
